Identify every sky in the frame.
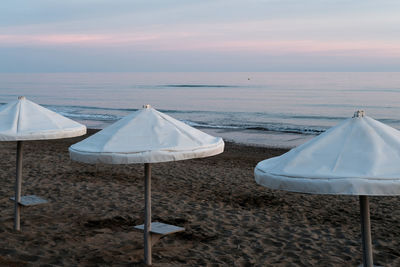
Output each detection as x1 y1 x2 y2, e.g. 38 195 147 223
1 0 400 72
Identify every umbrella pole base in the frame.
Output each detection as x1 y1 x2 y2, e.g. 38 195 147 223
11 195 49 231
135 222 185 246
135 221 185 265
10 195 48 207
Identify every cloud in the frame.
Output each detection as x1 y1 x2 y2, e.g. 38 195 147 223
0 33 162 46
1 32 400 61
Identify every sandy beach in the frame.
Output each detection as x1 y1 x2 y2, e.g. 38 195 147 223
1 129 400 266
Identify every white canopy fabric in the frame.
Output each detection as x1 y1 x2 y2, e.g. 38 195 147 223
0 97 86 141
255 113 400 195
69 106 224 164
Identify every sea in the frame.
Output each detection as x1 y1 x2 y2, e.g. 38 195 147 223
1 72 400 148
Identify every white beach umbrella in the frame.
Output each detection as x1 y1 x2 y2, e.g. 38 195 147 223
0 96 86 231
255 110 400 267
69 105 224 265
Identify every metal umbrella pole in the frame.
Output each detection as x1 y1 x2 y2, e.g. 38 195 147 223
144 163 152 265
14 141 23 231
359 195 373 267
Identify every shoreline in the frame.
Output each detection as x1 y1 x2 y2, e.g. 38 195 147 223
85 127 309 150
0 131 399 266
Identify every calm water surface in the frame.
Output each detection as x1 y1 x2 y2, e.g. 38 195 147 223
1 72 399 147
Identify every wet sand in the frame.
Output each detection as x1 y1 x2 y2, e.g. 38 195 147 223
1 129 400 266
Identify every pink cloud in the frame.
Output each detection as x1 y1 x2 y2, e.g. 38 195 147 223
1 32 399 58
146 39 400 58
0 34 103 44
36 34 107 43
203 40 400 54
0 33 161 45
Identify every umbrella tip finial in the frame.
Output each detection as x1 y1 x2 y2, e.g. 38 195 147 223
18 96 26 100
143 104 151 109
353 110 365 118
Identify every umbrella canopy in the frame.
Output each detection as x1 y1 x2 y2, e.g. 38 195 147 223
69 105 224 164
0 96 86 140
255 111 400 195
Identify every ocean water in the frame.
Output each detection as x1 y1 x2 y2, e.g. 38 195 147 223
1 72 400 147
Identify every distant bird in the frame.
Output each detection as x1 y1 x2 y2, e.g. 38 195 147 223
248 77 251 80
